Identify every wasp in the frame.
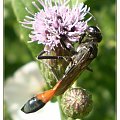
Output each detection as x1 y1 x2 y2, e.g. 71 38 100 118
21 26 102 113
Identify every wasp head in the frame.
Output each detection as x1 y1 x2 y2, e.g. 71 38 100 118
86 26 102 43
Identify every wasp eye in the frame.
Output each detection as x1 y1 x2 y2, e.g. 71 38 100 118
87 26 99 33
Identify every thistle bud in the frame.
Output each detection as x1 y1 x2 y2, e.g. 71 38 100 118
61 87 93 119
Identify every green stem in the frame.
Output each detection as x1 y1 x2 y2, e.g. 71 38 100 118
57 96 67 120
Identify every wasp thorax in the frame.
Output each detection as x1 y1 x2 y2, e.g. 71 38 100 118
61 87 93 119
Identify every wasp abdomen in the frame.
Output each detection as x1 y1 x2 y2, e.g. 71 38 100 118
21 97 45 114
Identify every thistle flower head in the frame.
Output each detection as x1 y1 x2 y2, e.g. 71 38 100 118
21 0 92 52
61 87 93 119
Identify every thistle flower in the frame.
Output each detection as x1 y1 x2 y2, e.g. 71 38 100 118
61 87 93 119
20 0 92 52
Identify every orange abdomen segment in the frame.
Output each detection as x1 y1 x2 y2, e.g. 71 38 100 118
36 89 54 103
36 80 62 103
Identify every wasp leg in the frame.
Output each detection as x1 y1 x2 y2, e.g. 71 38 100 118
86 67 93 72
79 33 85 43
60 34 77 55
37 50 68 60
38 50 46 56
37 53 72 63
37 55 64 60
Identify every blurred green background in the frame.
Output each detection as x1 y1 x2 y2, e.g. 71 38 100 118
4 0 116 120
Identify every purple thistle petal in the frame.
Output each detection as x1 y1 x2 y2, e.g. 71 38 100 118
20 0 92 51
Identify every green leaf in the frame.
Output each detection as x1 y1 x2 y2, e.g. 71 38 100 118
11 0 43 58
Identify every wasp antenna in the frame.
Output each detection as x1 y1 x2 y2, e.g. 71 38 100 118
87 12 98 26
